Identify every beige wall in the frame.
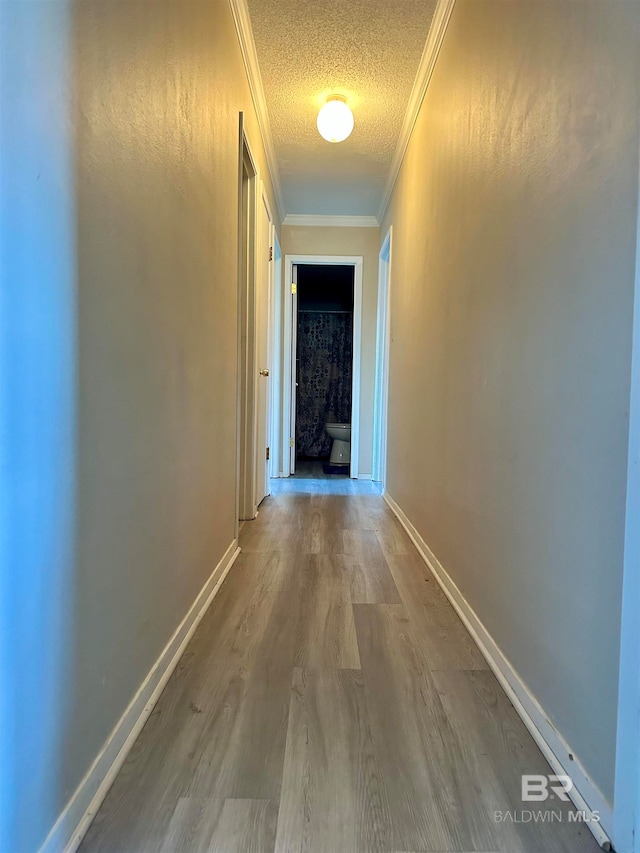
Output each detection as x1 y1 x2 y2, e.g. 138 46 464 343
70 0 280 833
282 225 381 476
2 2 278 850
382 0 639 805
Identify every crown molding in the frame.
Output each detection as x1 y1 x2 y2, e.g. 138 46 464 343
377 0 457 224
282 214 379 228
228 0 285 222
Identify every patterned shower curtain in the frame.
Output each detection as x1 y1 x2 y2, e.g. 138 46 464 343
296 311 353 458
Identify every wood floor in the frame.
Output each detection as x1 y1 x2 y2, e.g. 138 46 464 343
81 481 600 853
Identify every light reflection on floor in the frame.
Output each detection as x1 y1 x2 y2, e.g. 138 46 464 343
270 460 382 496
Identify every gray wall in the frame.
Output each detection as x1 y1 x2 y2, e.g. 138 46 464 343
1 2 278 849
382 0 640 806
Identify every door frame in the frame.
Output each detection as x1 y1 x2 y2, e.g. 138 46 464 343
236 116 260 529
252 184 274 506
372 227 392 486
269 233 283 478
287 262 298 476
282 254 363 478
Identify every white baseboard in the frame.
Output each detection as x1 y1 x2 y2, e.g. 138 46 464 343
356 473 373 480
383 491 613 851
40 539 241 853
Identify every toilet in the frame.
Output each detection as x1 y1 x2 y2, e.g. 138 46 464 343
325 423 351 466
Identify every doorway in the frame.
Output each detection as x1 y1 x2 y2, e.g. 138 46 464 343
282 255 363 479
296 264 354 476
236 116 273 528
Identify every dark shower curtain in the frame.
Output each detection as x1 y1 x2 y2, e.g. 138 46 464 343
296 311 353 458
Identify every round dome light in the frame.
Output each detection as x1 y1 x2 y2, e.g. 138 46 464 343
317 96 354 143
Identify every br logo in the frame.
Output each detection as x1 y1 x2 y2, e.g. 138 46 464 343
521 775 574 802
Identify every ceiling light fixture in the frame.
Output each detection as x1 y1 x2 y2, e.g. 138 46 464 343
317 95 354 143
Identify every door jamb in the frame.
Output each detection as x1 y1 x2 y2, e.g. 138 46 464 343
236 116 260 530
288 263 298 475
282 254 363 478
269 233 282 478
372 227 392 486
252 183 274 506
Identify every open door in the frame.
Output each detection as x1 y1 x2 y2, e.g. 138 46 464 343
254 189 273 507
289 263 298 474
237 125 258 523
237 124 272 521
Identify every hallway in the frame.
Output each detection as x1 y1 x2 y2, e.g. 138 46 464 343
3 0 640 849
81 482 599 853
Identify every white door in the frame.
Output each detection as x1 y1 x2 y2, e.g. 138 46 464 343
289 264 298 474
255 192 272 506
269 237 282 480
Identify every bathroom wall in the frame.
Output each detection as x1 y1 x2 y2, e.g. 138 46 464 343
382 0 639 811
282 224 380 477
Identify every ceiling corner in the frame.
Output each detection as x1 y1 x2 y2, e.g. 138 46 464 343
377 0 457 223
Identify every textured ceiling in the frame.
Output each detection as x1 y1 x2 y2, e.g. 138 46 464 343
246 0 438 217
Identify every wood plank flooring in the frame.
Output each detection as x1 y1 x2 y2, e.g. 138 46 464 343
80 481 600 853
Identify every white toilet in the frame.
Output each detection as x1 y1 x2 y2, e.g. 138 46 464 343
325 423 351 466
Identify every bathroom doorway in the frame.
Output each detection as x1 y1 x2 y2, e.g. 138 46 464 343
282 255 363 478
296 264 354 476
